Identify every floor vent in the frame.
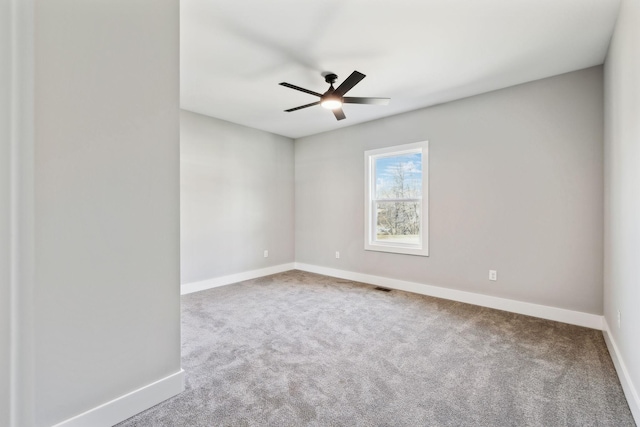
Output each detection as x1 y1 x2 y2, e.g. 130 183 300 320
374 286 392 292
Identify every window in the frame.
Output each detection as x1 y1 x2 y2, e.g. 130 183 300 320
364 141 429 256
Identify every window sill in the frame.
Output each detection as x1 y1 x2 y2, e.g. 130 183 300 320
364 243 429 257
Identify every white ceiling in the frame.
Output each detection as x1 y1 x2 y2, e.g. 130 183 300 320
180 0 620 139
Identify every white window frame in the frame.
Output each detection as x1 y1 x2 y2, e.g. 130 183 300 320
364 141 429 256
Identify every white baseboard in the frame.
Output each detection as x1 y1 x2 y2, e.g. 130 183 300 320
52 369 185 427
181 263 295 295
603 319 640 424
294 263 604 330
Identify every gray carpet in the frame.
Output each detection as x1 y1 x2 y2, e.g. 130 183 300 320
117 270 635 426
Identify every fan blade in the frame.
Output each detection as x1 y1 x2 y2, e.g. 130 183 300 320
343 97 390 105
333 108 346 121
284 101 321 112
333 71 365 97
279 82 322 98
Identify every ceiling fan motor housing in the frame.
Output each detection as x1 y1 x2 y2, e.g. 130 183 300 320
324 73 338 84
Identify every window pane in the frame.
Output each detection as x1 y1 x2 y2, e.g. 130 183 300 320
375 201 420 244
375 153 422 200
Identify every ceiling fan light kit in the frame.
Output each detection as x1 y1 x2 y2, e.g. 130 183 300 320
321 98 342 110
279 71 390 121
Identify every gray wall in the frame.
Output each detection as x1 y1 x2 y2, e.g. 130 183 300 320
33 1 181 425
1 0 11 423
180 110 295 284
604 0 640 414
296 67 604 315
1 2 33 424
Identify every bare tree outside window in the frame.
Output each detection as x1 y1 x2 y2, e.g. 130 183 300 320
374 153 422 244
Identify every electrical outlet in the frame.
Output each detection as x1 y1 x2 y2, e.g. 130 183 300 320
335 251 340 259
617 310 621 328
489 270 497 281
263 250 268 258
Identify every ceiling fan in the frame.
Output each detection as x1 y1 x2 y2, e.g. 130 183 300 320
279 71 390 121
